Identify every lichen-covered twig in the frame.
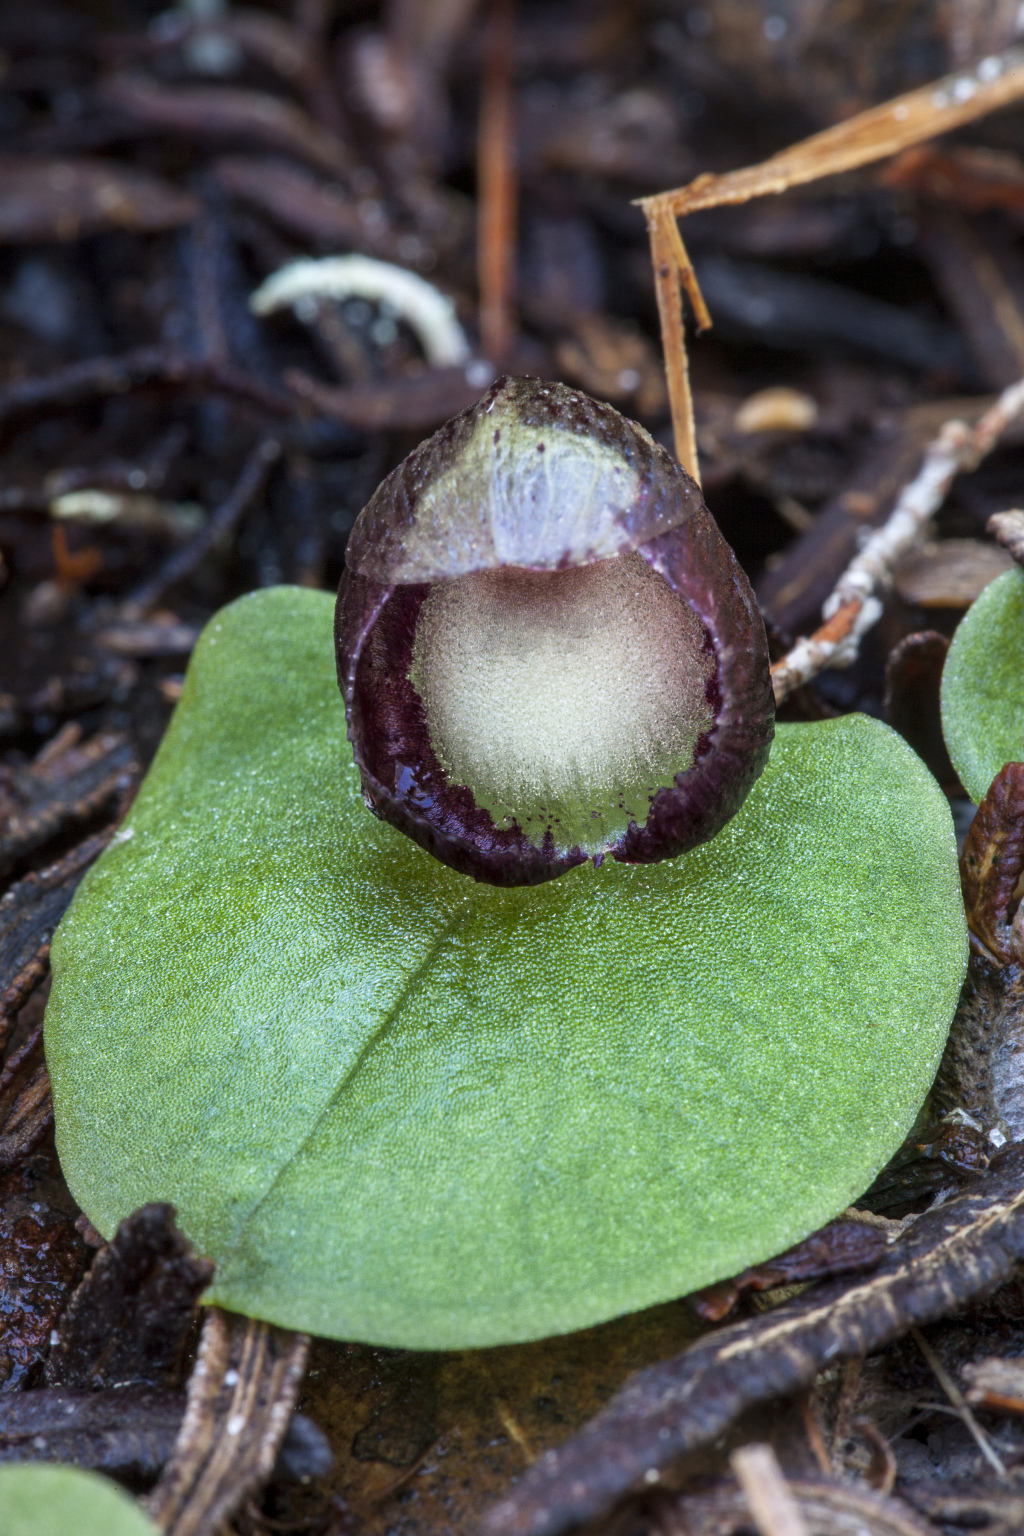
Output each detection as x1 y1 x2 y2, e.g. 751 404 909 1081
770 377 1024 704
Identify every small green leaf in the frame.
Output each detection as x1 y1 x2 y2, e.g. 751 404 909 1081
941 565 1024 802
0 1466 158 1536
47 588 966 1348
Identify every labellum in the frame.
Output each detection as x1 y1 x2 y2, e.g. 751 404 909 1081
336 375 775 885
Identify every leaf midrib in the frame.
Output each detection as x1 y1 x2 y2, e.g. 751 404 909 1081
220 894 481 1252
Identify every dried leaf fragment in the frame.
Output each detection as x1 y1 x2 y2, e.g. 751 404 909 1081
883 631 955 788
959 761 1024 961
686 1220 886 1323
734 387 818 436
893 539 1015 608
0 1160 89 1391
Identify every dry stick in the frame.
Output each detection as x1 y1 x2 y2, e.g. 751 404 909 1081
147 1308 309 1536
121 437 281 619
654 49 1024 222
477 0 518 363
910 1326 1007 1479
797 1393 832 1477
637 44 1024 488
770 376 1024 704
646 207 700 483
730 1444 810 1536
0 347 294 428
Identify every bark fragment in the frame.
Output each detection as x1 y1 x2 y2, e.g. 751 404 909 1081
146 1308 309 1536
45 1203 214 1393
0 1386 185 1478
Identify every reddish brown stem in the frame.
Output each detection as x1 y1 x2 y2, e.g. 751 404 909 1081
477 0 518 362
646 207 701 483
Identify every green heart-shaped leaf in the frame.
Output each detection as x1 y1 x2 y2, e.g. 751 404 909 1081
941 565 1024 801
0 1466 158 1536
47 588 965 1348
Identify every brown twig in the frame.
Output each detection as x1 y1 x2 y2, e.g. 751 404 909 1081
477 0 518 362
653 1479 932 1536
51 525 102 589
366 1429 457 1507
483 1142 1024 1536
645 47 1024 223
284 364 494 431
831 1357 863 1472
99 73 355 184
644 205 701 482
853 1417 898 1497
798 1392 832 1477
0 347 294 430
121 438 281 619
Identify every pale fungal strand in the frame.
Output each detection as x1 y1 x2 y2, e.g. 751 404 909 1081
822 418 972 618
771 374 1024 705
250 255 471 367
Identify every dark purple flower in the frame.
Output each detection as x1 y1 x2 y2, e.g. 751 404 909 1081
336 376 774 886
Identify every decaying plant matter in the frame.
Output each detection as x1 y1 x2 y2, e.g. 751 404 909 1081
7 2 1024 1535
